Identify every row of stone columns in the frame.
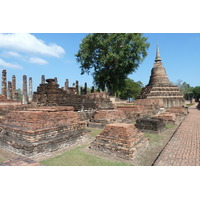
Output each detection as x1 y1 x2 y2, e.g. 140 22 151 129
1 70 33 104
1 70 94 104
65 79 79 94
2 70 17 100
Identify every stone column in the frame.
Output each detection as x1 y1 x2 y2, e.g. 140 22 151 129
29 77 33 102
41 75 45 84
84 82 87 94
76 80 79 94
80 87 83 95
7 81 12 100
1 70 7 97
65 79 69 93
54 77 58 84
12 75 16 100
91 86 95 93
22 75 28 104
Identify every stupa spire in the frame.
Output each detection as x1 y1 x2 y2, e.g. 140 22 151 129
155 44 162 62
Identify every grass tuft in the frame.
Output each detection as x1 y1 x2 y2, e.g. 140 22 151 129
165 124 175 129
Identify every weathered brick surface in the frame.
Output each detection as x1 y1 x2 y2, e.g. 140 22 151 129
90 110 127 128
0 106 87 156
90 124 148 160
32 79 113 110
117 105 149 120
135 118 166 134
0 156 41 166
153 113 176 124
153 107 186 125
2 107 79 130
0 95 16 102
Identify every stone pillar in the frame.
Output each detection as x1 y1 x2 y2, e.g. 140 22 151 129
41 75 45 84
65 79 69 93
7 81 12 100
76 80 79 94
54 77 58 84
1 70 7 97
12 75 16 100
29 77 33 102
22 75 28 104
84 82 87 94
91 86 95 93
80 87 83 95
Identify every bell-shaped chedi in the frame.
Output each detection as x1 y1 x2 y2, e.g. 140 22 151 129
139 45 185 108
148 45 172 86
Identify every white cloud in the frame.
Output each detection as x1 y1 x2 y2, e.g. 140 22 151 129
28 57 48 65
0 33 65 58
0 58 22 69
1 51 22 58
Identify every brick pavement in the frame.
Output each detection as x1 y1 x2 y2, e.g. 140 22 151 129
154 104 200 166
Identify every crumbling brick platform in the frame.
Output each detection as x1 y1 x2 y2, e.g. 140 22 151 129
89 110 127 128
90 123 148 160
153 107 186 125
135 118 166 134
0 106 87 157
116 105 149 121
153 113 176 125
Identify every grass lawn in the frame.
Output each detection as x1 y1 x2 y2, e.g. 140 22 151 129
40 145 130 166
0 157 5 162
144 132 162 143
40 128 130 166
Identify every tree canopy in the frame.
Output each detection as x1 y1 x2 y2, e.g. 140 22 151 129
192 86 200 101
119 78 143 101
76 33 149 95
175 80 193 100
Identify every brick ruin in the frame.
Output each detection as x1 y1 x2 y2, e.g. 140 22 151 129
135 118 166 134
139 45 185 108
88 99 165 128
0 106 87 156
0 70 114 157
0 45 188 159
90 123 149 160
32 78 113 110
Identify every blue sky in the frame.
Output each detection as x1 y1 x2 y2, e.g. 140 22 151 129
0 33 199 92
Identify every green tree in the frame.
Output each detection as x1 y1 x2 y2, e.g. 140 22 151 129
16 88 22 101
175 80 193 100
119 78 143 101
192 86 200 102
76 33 149 95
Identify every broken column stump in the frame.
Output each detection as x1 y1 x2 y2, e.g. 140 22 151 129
90 123 149 160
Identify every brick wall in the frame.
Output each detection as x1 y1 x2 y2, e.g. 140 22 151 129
0 106 87 156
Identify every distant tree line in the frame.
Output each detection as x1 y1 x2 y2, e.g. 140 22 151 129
174 80 200 101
